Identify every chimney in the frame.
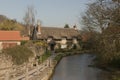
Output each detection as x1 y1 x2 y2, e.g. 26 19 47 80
73 25 77 30
37 20 41 35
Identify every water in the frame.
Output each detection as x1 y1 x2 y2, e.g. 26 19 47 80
51 54 103 80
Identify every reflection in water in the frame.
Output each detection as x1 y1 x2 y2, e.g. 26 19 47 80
51 54 102 80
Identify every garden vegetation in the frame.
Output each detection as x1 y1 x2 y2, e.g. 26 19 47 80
2 45 33 65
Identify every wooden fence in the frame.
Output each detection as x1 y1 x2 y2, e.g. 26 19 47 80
1 57 53 80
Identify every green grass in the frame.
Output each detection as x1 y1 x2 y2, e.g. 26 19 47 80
38 50 51 64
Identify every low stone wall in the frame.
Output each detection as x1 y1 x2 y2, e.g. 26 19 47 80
0 54 13 76
0 53 36 80
0 54 12 69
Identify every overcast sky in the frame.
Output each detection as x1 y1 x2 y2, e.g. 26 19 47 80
0 0 92 28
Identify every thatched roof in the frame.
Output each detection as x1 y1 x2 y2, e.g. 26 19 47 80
32 27 80 40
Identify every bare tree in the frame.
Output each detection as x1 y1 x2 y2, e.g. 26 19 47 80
81 0 120 33
81 0 106 32
80 0 120 67
23 5 36 36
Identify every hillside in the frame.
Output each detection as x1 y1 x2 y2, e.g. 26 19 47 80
0 15 8 22
0 14 26 35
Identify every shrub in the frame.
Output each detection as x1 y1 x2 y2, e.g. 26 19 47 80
33 40 48 47
42 51 51 61
2 46 33 65
109 53 120 68
54 54 63 61
21 40 28 45
38 50 51 64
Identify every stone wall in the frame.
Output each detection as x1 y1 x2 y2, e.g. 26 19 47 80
0 54 13 76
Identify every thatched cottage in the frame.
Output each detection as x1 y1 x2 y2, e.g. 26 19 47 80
32 22 81 49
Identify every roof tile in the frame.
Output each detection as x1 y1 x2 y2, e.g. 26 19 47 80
0 31 21 41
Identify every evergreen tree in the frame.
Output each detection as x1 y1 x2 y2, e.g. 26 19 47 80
64 24 70 28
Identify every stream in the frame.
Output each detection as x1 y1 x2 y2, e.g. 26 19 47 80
51 54 109 80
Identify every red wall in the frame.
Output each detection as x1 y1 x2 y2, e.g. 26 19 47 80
2 42 17 49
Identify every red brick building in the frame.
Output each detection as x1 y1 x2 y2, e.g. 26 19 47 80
0 31 22 50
